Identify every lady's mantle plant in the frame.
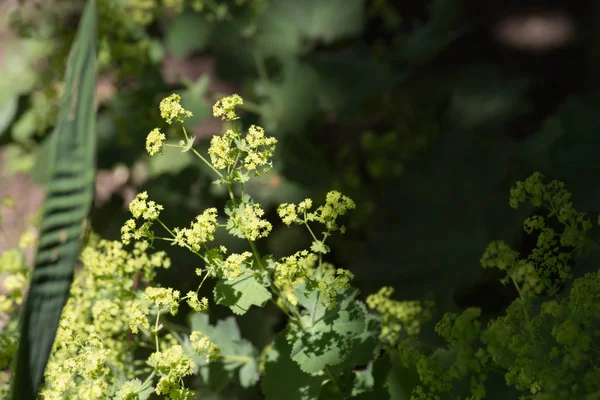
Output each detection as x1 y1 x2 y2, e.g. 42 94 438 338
2 93 600 399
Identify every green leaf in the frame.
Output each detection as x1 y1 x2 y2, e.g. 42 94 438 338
308 53 399 115
339 309 382 370
137 385 154 400
213 271 272 315
189 314 259 388
383 351 420 400
289 284 366 374
164 12 213 58
0 97 18 137
310 240 330 254
255 0 365 57
351 352 415 400
350 363 375 397
11 109 37 145
2 144 36 176
147 144 194 177
238 357 260 388
0 37 52 105
519 93 600 211
261 332 323 400
258 62 320 135
180 74 212 128
394 0 466 68
11 1 97 398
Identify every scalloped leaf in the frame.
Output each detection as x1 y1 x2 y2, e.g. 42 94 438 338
213 271 272 315
189 313 260 388
289 284 366 374
261 332 322 400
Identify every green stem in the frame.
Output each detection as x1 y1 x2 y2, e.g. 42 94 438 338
140 370 156 390
248 239 303 323
511 277 536 342
156 218 210 263
325 365 341 392
154 309 161 352
303 216 319 243
227 184 236 201
253 50 269 83
191 147 224 178
180 125 225 178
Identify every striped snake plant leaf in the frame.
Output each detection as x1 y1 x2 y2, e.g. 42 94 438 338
11 0 97 398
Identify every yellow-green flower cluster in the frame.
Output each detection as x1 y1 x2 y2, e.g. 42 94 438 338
115 378 144 400
121 218 153 245
0 248 28 313
367 286 433 344
128 301 150 334
122 192 165 245
129 191 164 220
160 93 193 124
279 192 354 233
190 331 220 362
277 203 298 226
315 265 355 309
42 318 108 398
147 345 196 398
207 123 277 178
510 173 593 237
208 129 238 170
271 250 318 308
243 125 277 175
275 250 317 285
172 208 219 251
237 203 272 241
143 286 181 315
480 239 549 298
212 93 243 120
146 127 166 156
0 247 25 275
37 238 173 399
503 174 594 296
18 230 36 249
310 191 355 231
277 199 313 226
221 251 253 280
163 0 185 13
186 291 209 312
128 0 157 26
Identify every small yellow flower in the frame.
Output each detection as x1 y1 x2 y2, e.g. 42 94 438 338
186 291 209 312
221 252 253 280
277 203 297 226
190 331 220 361
159 93 193 124
146 128 166 156
208 129 238 170
212 94 243 121
143 287 181 315
243 125 277 175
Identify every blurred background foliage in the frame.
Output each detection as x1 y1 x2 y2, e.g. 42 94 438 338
3 0 600 395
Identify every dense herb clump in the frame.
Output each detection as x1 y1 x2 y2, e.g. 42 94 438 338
2 95 600 399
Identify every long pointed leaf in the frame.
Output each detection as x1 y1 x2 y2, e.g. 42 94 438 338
11 1 97 398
